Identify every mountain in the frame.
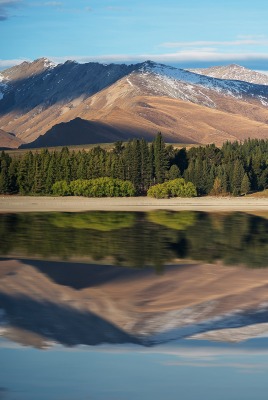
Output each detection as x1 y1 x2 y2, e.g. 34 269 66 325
1 59 268 148
190 64 268 85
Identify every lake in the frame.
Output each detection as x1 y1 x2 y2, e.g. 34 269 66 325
0 210 268 399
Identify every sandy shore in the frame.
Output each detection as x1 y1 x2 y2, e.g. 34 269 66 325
0 195 268 213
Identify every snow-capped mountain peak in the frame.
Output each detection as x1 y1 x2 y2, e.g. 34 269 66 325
190 64 268 86
38 57 57 69
2 58 268 149
134 60 268 107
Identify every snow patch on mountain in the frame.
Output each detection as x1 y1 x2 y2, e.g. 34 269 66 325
137 61 268 107
191 64 268 86
0 74 9 100
43 58 56 69
127 78 133 87
258 96 268 106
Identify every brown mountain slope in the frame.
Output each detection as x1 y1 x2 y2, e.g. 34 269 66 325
1 58 55 82
23 75 268 147
0 128 23 148
2 60 268 148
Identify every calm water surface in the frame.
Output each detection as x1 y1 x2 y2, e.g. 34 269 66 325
0 211 268 399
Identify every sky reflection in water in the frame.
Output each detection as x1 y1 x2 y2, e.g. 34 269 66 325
1 339 268 400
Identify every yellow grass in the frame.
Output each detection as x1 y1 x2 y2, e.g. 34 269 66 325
247 189 268 198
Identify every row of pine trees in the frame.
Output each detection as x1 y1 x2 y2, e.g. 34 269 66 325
0 134 267 196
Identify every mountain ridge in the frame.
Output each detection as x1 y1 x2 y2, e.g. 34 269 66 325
1 58 268 148
190 64 268 86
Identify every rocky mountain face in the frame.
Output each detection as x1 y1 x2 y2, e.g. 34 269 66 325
1 58 268 148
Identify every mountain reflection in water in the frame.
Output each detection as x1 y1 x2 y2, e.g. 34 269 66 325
0 211 268 349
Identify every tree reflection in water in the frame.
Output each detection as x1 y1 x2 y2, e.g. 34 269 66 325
0 211 267 268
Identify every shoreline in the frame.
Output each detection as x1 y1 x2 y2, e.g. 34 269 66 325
0 195 268 213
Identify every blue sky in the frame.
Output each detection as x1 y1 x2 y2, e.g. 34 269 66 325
1 0 268 71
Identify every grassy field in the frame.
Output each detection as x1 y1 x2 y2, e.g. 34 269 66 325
247 189 268 198
246 190 268 218
3 142 197 157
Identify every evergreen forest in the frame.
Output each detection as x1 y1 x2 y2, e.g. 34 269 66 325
0 134 267 196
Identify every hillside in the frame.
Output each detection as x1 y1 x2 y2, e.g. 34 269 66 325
0 128 23 149
1 59 268 148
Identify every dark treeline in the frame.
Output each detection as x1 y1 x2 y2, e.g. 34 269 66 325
0 134 267 196
184 139 268 195
1 211 267 268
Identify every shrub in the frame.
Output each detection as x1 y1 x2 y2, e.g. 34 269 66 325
52 180 71 196
57 177 135 197
147 178 197 198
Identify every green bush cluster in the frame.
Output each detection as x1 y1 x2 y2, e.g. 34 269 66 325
52 177 135 197
147 178 197 198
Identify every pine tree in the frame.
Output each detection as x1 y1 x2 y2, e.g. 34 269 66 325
140 138 151 193
175 148 188 175
77 150 87 180
0 158 9 193
59 147 71 182
127 139 141 192
105 152 113 178
167 164 180 180
232 159 245 195
123 140 133 182
32 154 43 194
241 173 251 195
184 160 195 185
211 177 223 196
113 141 124 155
39 149 50 193
193 157 203 194
87 146 106 179
17 152 33 194
149 143 154 184
153 132 169 184
217 165 228 194
45 153 57 193
8 159 18 194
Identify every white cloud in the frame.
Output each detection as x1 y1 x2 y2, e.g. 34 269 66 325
237 34 266 40
161 39 268 48
163 360 268 371
2 51 268 74
0 0 22 20
43 1 63 7
256 70 268 76
48 50 268 65
0 58 31 69
105 6 127 11
0 0 21 4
